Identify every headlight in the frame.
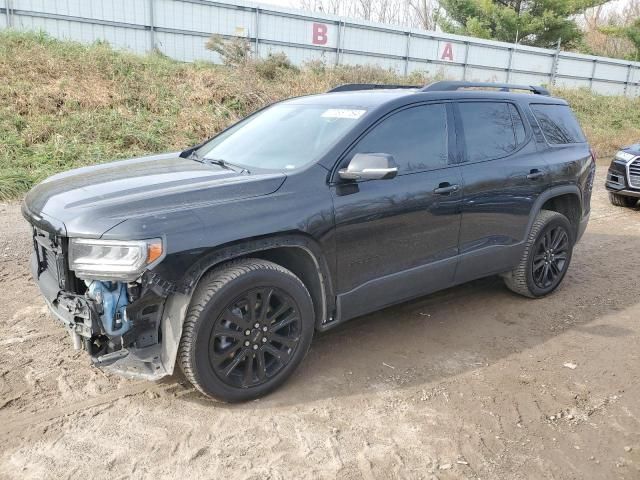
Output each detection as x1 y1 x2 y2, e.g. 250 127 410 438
615 151 636 162
69 238 163 281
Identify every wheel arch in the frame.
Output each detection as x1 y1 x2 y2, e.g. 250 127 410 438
527 185 582 240
159 234 334 375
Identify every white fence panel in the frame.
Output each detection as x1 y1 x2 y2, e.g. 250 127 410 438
509 71 552 86
261 11 329 48
557 56 595 79
342 26 405 57
2 0 639 96
596 62 631 82
12 14 149 53
465 66 507 83
340 51 404 71
407 36 438 63
0 0 6 29
592 81 626 96
13 0 149 25
155 0 252 38
511 50 554 76
467 43 510 69
155 30 215 62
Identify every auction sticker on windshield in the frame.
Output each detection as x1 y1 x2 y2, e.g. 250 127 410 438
321 109 366 119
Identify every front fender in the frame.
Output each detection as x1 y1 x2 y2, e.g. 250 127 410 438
158 234 333 375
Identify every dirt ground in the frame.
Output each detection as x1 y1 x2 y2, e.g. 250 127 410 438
0 165 639 480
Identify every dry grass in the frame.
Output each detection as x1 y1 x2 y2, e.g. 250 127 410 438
558 88 640 160
0 31 638 200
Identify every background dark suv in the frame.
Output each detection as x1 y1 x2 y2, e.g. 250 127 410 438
605 143 640 207
23 81 595 402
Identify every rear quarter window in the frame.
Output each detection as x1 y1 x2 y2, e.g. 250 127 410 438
530 104 586 145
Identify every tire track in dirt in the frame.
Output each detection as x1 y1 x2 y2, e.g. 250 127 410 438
0 382 166 438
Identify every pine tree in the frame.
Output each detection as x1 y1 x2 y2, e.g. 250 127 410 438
439 0 612 48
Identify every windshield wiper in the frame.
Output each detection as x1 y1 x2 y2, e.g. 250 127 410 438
187 151 250 174
187 150 203 162
203 158 250 174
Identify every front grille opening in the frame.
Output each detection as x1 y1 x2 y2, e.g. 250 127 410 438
60 237 86 295
629 158 640 189
68 269 87 295
33 230 86 295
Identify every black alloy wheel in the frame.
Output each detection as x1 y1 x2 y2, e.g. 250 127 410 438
531 225 570 290
503 209 574 298
210 287 302 389
178 259 314 402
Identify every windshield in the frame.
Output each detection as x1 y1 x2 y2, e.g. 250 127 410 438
196 103 367 171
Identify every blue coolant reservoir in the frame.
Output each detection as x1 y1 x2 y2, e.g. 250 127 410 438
86 281 131 336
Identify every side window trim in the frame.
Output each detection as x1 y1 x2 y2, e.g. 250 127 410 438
329 101 457 183
453 99 532 165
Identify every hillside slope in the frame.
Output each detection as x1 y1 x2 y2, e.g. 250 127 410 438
1 31 639 199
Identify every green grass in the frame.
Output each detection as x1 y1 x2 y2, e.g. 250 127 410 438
1 30 639 200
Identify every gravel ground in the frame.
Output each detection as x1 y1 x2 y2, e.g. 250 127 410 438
0 165 639 479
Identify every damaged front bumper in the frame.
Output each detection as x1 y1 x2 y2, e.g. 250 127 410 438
44 294 167 380
31 246 171 381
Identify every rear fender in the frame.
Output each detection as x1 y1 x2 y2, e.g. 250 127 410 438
525 185 582 239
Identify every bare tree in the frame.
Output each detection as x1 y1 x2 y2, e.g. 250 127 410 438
581 0 639 60
407 0 440 30
298 0 440 31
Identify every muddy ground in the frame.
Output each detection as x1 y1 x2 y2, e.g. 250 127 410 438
0 165 639 480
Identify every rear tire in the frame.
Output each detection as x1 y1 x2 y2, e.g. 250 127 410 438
178 258 314 402
504 210 574 298
609 192 637 208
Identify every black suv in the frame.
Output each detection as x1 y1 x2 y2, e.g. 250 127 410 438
605 143 640 207
23 81 595 402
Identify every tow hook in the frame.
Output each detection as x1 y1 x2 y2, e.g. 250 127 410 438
86 281 131 336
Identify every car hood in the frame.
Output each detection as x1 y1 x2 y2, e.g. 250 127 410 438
22 152 286 237
622 143 640 156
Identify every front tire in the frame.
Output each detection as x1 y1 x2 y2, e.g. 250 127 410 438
178 259 314 402
609 192 637 208
504 210 574 298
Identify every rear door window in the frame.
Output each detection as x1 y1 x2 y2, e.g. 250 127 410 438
530 104 586 145
458 102 522 162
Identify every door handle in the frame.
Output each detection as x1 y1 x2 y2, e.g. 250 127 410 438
526 169 545 180
434 183 460 195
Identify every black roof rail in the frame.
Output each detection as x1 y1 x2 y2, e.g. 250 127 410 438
327 83 420 93
421 81 550 96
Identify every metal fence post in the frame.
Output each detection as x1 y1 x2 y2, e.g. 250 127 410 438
336 20 343 66
506 47 513 82
550 38 561 86
404 31 411 77
6 0 13 28
462 42 469 80
255 7 260 56
589 59 597 91
624 63 632 97
148 0 155 51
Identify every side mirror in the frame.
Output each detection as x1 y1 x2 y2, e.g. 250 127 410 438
338 153 398 181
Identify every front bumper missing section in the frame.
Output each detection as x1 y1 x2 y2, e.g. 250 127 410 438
43 292 169 381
